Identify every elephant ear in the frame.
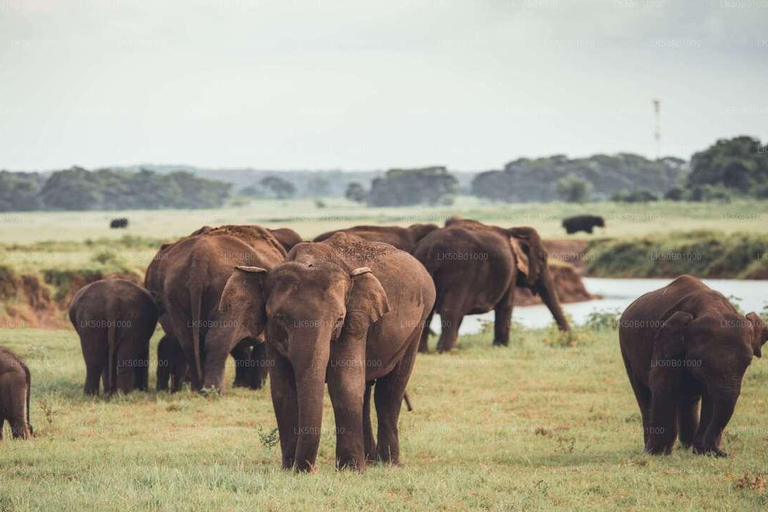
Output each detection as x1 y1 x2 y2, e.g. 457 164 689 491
344 267 390 338
507 227 547 287
653 311 694 361
218 266 269 338
746 312 768 358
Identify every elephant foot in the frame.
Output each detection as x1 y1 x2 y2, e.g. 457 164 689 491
492 339 509 347
644 443 673 456
693 444 729 458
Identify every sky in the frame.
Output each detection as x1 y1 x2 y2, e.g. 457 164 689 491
1 0 766 172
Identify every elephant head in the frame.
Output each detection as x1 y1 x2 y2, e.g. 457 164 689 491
407 223 439 246
506 227 570 332
653 310 767 455
217 261 389 471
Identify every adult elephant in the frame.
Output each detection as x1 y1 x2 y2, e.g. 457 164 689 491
313 223 438 253
214 233 435 471
149 225 287 391
620 275 768 456
69 279 158 395
413 218 570 353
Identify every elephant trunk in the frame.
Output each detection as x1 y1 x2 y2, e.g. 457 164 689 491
537 266 571 331
292 333 331 472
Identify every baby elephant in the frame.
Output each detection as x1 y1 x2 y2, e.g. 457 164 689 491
620 275 768 457
69 279 158 396
0 347 33 439
156 335 188 392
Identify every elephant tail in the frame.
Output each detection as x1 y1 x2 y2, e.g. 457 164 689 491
190 284 204 387
107 322 116 394
24 361 32 435
403 391 413 412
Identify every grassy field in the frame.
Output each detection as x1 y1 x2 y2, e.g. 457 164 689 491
2 322 768 510
2 197 768 245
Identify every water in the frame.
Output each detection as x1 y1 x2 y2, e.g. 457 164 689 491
431 278 768 335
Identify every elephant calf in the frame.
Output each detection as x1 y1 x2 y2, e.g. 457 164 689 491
69 279 158 396
620 275 768 456
157 335 188 392
0 347 33 440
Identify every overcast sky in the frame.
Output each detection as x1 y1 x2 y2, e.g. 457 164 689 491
1 0 766 172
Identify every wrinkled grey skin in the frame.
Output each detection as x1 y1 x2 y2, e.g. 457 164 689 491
216 233 435 472
0 347 32 440
69 279 158 396
620 275 768 457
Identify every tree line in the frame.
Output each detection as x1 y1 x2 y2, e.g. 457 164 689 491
0 167 231 211
1 135 766 210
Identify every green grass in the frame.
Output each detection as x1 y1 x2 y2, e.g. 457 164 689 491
2 323 768 510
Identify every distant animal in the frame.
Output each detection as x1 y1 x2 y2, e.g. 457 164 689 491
0 347 33 440
561 215 605 235
215 232 435 471
110 218 129 229
619 275 768 456
69 279 158 395
313 224 439 253
413 218 570 353
268 228 304 253
146 225 288 391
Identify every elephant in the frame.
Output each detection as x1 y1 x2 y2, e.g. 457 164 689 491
562 215 605 235
148 225 287 391
412 218 570 353
156 335 188 392
269 228 304 252
0 347 32 440
313 223 439 253
619 275 768 456
69 278 158 395
214 232 436 471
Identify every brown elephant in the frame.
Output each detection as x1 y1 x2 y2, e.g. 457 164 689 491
412 218 570 353
156 335 188 392
269 228 304 252
620 275 768 457
313 223 438 253
149 225 287 391
0 347 32 440
69 279 158 395
215 233 436 471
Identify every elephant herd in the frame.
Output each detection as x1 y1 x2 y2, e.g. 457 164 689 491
2 218 767 470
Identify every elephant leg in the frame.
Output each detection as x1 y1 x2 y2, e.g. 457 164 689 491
693 390 713 448
172 360 188 393
136 344 150 391
249 342 267 390
268 344 299 470
626 373 652 446
231 342 252 388
363 384 376 462
645 386 679 455
327 341 366 471
436 311 463 353
493 286 515 347
101 366 112 395
0 416 4 440
374 328 420 465
418 310 434 354
84 363 102 396
678 395 701 448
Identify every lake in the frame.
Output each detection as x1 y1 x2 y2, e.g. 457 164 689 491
434 278 768 335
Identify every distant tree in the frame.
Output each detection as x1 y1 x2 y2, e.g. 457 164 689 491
367 167 457 207
0 171 43 211
240 184 262 197
556 174 592 203
344 182 367 203
39 166 103 210
260 176 296 199
307 175 331 197
471 153 686 203
687 136 768 196
611 189 658 203
664 187 684 201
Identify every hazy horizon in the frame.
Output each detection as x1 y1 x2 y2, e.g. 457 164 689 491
2 0 766 172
